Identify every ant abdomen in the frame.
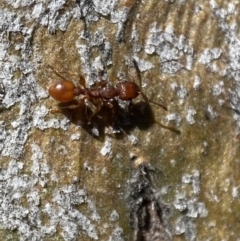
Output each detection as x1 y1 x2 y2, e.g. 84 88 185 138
48 80 75 102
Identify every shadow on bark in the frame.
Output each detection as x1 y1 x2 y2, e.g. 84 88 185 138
58 100 156 140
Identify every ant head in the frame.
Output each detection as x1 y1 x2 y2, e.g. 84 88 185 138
116 81 140 100
48 80 76 102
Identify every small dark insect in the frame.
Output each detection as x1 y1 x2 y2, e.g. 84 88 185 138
48 65 167 123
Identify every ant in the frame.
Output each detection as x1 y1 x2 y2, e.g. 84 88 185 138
48 65 168 124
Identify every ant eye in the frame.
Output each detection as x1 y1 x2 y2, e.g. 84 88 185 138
48 80 75 102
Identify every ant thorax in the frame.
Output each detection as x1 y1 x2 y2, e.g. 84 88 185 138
99 83 119 100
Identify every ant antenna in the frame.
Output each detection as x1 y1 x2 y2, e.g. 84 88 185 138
132 58 142 91
155 120 181 134
139 91 168 111
132 58 168 111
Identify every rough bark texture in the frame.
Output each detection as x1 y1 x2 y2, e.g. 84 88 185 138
0 0 239 240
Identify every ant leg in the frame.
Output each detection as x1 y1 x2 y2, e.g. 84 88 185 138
47 65 68 81
63 103 82 109
49 108 63 114
50 99 83 114
50 101 82 114
88 99 104 124
104 101 115 117
49 64 84 84
139 90 168 111
97 68 103 82
105 101 117 127
95 81 108 88
83 97 94 116
61 69 82 81
79 75 86 88
95 69 108 88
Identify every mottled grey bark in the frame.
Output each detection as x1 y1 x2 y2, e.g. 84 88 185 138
0 0 239 240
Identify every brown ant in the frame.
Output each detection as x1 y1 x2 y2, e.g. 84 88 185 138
48 65 174 137
48 65 168 124
47 65 182 136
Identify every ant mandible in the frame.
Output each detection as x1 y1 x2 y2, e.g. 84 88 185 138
48 65 168 121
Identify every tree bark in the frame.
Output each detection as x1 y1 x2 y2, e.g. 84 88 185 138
0 0 239 240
